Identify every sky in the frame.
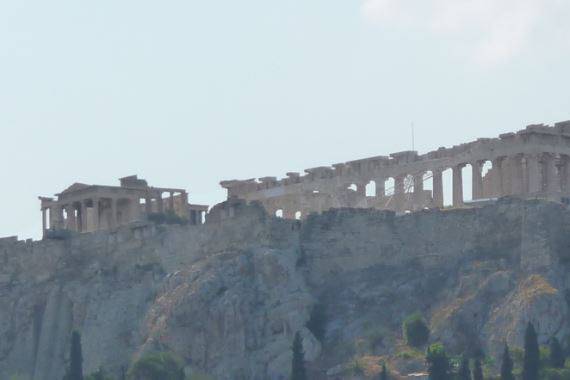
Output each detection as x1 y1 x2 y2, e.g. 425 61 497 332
1 0 570 240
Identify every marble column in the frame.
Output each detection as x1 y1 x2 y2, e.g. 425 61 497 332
375 179 386 197
452 164 464 207
492 157 505 197
394 175 405 194
65 205 76 231
509 155 524 195
79 201 87 232
432 169 444 208
413 173 425 209
145 196 152 214
526 154 542 194
41 208 47 237
543 153 560 193
92 198 100 230
110 198 117 228
472 161 483 200
560 155 570 194
157 195 164 213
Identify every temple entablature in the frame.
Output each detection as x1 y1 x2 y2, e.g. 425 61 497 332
220 121 570 219
39 175 208 237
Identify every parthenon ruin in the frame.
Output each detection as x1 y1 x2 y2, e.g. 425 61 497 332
221 121 570 219
39 175 208 236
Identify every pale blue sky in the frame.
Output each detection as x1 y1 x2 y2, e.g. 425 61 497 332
1 0 569 239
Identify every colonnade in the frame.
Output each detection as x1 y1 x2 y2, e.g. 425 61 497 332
41 191 189 236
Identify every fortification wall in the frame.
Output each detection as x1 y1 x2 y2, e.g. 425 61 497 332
1 199 570 379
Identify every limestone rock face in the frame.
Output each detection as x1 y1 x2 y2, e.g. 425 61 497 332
1 199 570 379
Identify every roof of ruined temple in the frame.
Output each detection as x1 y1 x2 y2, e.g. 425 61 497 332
59 183 91 195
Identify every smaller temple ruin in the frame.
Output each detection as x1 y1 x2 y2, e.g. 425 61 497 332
39 175 208 236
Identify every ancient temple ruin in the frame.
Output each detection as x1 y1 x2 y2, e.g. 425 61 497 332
39 175 208 236
221 121 570 219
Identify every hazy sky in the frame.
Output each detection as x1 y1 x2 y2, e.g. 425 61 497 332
1 0 570 240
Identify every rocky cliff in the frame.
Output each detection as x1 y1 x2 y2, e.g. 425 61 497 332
1 198 570 379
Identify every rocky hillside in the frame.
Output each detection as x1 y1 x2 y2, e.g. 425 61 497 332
1 198 570 379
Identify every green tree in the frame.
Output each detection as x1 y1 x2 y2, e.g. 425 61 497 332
69 331 84 380
458 355 471 380
127 352 184 380
426 343 449 380
523 322 540 380
403 313 430 347
550 337 565 369
291 332 306 380
472 359 483 380
379 363 388 380
500 344 514 380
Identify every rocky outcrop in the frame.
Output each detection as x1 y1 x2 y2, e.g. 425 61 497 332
1 199 570 379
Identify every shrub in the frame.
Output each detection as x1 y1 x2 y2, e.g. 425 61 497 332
345 357 366 376
542 368 570 380
85 368 114 380
403 313 430 347
127 352 184 380
426 343 450 380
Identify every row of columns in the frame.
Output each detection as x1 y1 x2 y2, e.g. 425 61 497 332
42 191 190 236
340 152 570 212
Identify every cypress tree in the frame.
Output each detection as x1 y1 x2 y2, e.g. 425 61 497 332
379 363 388 380
550 336 565 368
500 344 514 380
69 330 83 380
291 331 306 380
523 322 540 380
426 343 449 380
472 359 483 380
458 355 471 380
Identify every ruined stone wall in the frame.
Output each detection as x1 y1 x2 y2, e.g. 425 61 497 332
221 121 570 217
1 199 570 379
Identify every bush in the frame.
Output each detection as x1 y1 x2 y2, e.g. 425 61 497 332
85 368 114 380
127 352 184 380
543 368 570 380
403 313 430 347
345 357 366 376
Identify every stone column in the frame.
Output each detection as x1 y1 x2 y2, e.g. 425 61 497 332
472 161 483 200
157 195 164 213
452 164 464 207
169 192 175 211
110 198 117 228
41 208 47 237
52 206 63 229
432 169 444 208
560 155 570 194
492 157 505 197
509 155 524 195
145 196 152 214
543 153 560 194
526 154 542 194
92 198 100 230
180 192 189 218
413 173 425 209
65 205 76 231
79 201 87 232
394 175 405 194
375 179 385 197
